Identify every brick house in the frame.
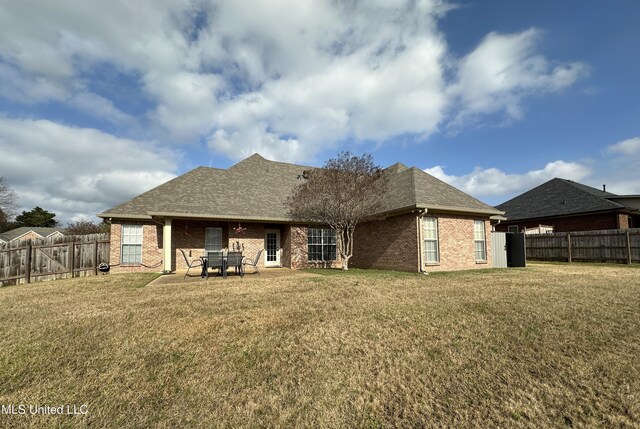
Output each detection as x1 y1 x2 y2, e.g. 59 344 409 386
495 178 640 233
0 227 66 245
98 154 504 273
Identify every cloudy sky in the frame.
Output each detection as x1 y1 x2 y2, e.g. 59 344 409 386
0 0 639 223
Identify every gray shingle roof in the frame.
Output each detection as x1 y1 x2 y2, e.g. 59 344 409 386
496 178 626 221
380 167 502 215
99 154 502 221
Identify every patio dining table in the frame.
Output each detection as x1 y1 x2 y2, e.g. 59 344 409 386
200 253 244 279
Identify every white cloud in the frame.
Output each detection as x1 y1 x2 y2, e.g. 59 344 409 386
0 117 178 224
425 160 591 199
0 1 595 219
607 137 640 156
208 127 307 164
0 1 587 160
448 29 588 127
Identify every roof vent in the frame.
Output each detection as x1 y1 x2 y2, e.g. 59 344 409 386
603 184 606 192
297 170 310 181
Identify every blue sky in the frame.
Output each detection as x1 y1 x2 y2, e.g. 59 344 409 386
0 1 638 223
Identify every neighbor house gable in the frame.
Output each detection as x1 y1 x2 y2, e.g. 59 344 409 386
0 227 67 243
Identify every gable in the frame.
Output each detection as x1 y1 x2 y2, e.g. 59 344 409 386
0 227 67 242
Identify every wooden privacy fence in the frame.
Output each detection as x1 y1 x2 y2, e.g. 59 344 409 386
526 228 640 264
0 233 110 286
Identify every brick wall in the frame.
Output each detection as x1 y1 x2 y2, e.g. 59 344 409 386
496 212 625 233
110 215 492 273
228 222 268 268
350 212 420 272
110 222 164 273
289 225 342 270
172 220 272 270
172 220 228 271
421 214 492 272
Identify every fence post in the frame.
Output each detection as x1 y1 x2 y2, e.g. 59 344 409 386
94 240 99 276
69 242 75 278
567 233 572 263
626 230 632 264
25 244 32 284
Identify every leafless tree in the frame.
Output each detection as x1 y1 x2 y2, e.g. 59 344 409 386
0 177 18 223
66 219 110 235
287 152 388 270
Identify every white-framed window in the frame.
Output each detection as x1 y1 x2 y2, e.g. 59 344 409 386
474 220 487 261
508 225 519 233
121 224 143 265
205 227 222 252
307 228 337 261
423 217 439 264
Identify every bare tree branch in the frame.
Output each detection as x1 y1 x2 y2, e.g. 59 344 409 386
287 152 388 270
0 177 18 223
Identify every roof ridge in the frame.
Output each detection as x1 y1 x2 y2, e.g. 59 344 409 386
558 178 616 196
556 179 624 208
409 167 420 206
229 153 314 170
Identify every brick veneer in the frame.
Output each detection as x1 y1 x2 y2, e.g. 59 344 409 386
496 212 635 233
110 222 164 273
111 220 284 273
422 214 493 272
110 214 493 273
350 212 421 272
349 213 492 272
283 225 342 270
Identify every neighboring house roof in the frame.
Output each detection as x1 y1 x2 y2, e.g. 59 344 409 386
0 227 67 242
99 153 503 222
496 178 631 222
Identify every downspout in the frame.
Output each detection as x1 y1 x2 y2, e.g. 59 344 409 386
416 209 429 275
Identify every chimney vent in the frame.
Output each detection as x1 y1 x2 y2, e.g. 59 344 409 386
603 184 606 192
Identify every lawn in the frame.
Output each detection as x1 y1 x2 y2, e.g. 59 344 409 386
0 263 639 428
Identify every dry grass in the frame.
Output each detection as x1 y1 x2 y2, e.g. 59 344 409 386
0 263 639 428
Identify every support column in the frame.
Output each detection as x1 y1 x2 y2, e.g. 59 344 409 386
163 218 172 273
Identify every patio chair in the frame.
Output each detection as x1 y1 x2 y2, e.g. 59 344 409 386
242 249 263 275
206 251 224 278
180 249 203 279
227 251 244 277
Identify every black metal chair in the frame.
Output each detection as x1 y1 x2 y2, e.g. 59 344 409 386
227 251 244 277
206 251 224 278
179 249 203 279
242 249 263 275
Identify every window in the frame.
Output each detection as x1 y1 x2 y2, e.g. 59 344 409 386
307 228 337 261
121 224 143 265
508 225 519 233
474 220 487 261
423 217 439 263
205 227 222 252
